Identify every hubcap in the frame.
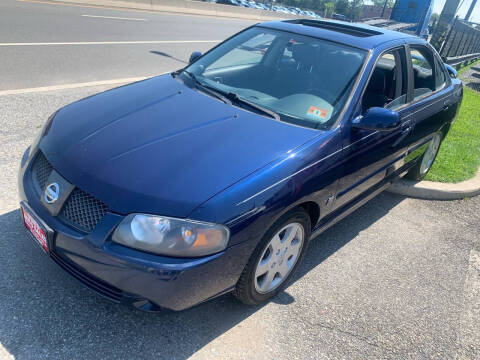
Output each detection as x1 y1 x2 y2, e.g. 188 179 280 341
254 223 304 294
420 133 441 175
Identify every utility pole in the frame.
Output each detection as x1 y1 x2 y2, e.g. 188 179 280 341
430 0 461 52
465 0 477 21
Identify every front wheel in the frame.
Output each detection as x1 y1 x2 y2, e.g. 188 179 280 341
233 209 311 305
405 132 443 181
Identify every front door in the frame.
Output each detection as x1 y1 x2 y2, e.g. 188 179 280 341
334 45 414 209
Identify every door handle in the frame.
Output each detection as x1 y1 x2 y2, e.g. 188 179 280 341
391 126 412 147
443 101 450 111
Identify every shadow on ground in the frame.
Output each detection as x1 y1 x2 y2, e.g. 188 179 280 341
466 82 480 92
0 193 405 359
471 72 480 79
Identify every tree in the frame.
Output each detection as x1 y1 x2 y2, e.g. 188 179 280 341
429 13 440 34
324 1 335 17
335 0 349 14
350 0 363 20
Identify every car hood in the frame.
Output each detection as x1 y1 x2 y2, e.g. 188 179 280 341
41 74 319 217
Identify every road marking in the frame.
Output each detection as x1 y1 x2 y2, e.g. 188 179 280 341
0 76 155 96
81 14 147 21
16 0 252 21
0 40 219 47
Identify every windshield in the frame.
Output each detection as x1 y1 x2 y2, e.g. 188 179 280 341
181 26 367 129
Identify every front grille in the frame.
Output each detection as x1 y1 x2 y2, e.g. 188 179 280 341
50 250 123 302
30 151 108 233
60 188 108 232
32 152 53 193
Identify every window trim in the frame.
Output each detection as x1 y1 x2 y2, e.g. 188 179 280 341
405 44 414 104
434 56 447 91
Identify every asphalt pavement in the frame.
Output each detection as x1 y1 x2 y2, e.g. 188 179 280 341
0 0 255 90
0 1 479 359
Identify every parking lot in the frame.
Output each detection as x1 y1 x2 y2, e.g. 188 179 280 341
1 1 479 359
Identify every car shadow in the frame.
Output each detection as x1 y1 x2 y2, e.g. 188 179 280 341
150 50 187 64
0 192 405 359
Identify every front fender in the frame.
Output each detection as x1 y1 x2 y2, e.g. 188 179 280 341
188 128 343 248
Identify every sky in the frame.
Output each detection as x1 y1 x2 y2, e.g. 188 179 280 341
432 0 479 22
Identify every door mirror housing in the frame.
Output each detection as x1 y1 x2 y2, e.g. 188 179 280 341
189 51 202 64
352 107 401 132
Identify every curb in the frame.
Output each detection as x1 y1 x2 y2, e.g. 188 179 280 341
387 169 480 200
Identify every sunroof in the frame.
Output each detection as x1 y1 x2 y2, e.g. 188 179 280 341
284 19 383 37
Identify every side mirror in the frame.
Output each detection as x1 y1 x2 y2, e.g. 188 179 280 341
445 63 457 78
189 51 202 64
352 107 400 132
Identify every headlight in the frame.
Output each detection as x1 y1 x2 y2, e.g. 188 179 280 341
112 214 230 257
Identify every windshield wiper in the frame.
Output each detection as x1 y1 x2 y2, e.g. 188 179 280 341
171 68 183 77
178 71 279 121
224 92 280 121
182 70 231 105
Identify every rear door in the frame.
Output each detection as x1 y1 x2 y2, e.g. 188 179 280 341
403 44 457 164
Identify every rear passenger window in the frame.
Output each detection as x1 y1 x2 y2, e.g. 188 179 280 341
435 57 447 91
409 47 435 101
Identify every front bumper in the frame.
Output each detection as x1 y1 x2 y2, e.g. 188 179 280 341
18 149 254 311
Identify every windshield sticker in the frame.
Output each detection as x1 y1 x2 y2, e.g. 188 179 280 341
306 106 328 121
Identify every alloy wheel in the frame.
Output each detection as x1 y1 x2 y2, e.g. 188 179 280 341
254 222 304 294
420 133 441 175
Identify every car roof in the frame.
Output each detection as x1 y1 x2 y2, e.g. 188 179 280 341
258 19 420 50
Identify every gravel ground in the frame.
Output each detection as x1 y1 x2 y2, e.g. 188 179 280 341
0 86 479 359
459 63 480 92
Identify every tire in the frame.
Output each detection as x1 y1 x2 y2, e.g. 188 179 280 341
233 208 311 305
405 132 443 181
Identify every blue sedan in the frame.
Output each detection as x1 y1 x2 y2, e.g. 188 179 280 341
18 19 462 311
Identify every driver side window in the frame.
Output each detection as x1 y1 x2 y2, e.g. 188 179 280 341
362 48 407 114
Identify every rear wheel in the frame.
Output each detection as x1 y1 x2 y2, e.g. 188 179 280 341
405 132 442 181
234 209 311 305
